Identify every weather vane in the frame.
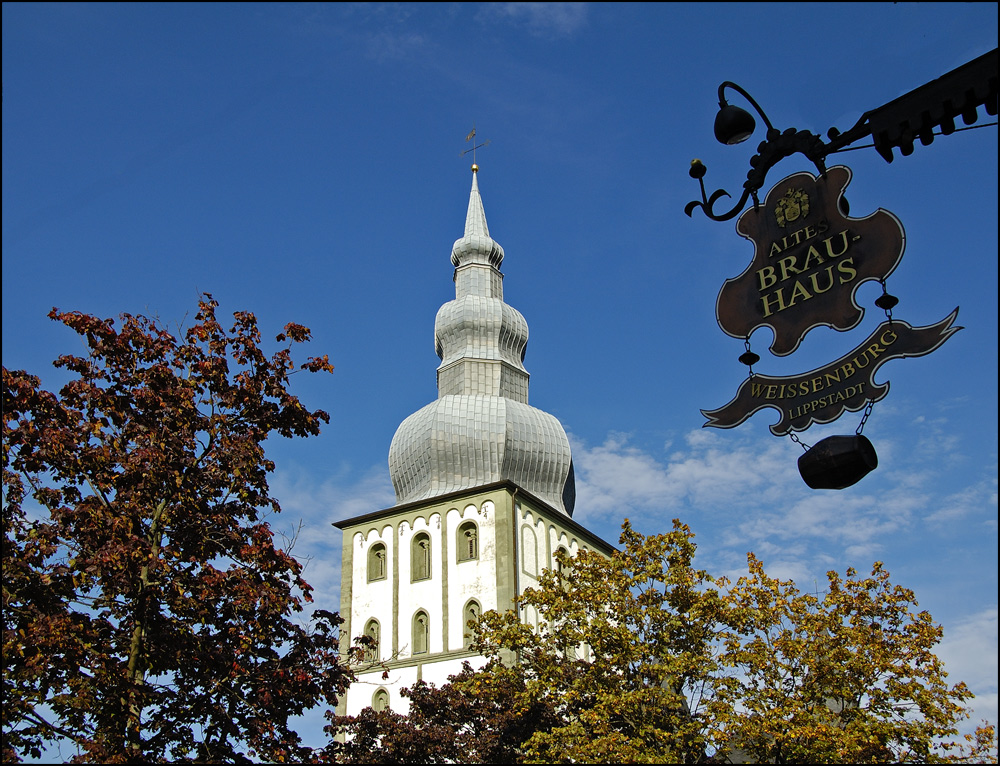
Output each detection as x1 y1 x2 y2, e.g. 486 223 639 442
461 125 490 169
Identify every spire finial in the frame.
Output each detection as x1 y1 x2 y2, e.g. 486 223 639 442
461 124 490 170
451 155 503 268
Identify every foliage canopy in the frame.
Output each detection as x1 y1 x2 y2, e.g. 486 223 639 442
333 520 995 764
3 296 993 764
2 296 348 763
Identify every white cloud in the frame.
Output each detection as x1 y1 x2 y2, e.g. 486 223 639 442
478 2 589 38
925 481 993 524
569 429 796 524
363 29 429 63
266 425 996 740
568 425 995 619
270 464 396 617
937 607 999 736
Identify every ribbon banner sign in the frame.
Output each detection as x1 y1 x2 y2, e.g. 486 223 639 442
702 311 961 436
717 165 904 356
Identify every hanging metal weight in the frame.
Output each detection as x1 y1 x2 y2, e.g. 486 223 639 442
797 434 878 490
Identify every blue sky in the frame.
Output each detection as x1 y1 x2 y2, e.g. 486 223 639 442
3 1 997 753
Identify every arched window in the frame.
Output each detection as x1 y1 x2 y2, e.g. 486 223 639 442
555 545 569 571
555 545 570 589
463 599 481 649
411 532 431 581
457 521 478 562
367 541 387 582
521 525 538 576
372 688 390 712
412 609 429 655
363 618 380 663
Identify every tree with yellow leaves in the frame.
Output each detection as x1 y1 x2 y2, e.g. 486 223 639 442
716 555 994 764
328 520 996 764
472 519 726 764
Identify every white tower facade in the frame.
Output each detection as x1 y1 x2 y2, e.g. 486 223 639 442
334 167 613 716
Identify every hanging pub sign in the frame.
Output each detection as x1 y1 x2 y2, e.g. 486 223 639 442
716 165 904 356
702 165 962 489
702 311 961 436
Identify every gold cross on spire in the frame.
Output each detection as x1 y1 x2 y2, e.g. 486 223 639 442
461 125 490 171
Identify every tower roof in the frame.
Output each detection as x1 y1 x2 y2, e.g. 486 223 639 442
465 167 489 238
387 166 576 515
451 167 504 269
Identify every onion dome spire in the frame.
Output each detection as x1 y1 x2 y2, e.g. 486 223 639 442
387 165 576 514
451 165 504 270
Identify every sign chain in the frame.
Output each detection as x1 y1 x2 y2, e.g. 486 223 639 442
875 279 899 324
856 399 875 435
739 335 760 377
788 431 811 452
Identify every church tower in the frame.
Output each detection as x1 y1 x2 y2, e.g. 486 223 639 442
334 165 613 716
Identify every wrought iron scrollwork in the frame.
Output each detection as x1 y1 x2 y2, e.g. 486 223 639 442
685 127 831 221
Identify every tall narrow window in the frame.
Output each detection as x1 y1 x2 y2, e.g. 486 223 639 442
555 545 569 573
412 610 429 655
457 521 478 562
521 525 538 576
373 688 390 712
555 545 570 589
363 619 380 663
463 599 481 649
411 532 431 581
367 542 387 582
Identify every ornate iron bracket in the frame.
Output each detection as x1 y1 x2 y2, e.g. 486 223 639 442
685 80 846 221
686 50 997 223
685 126 833 221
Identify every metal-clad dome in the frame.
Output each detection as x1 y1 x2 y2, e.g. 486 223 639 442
387 167 575 515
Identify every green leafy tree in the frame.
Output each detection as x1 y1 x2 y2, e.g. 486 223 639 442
471 519 726 763
2 296 351 763
332 520 726 764
332 520 995 764
716 554 993 764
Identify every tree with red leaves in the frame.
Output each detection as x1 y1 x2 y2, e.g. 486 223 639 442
327 661 558 764
2 295 351 763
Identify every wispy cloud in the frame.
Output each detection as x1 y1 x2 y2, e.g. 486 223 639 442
288 3 430 65
361 28 429 63
567 423 995 583
266 425 996 738
477 3 589 38
270 464 396 615
925 473 998 525
937 607 999 735
569 429 794 523
569 427 997 735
